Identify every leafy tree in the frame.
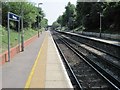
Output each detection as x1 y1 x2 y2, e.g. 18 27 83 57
41 18 48 28
76 2 120 32
2 2 47 30
103 2 120 32
55 1 120 33
52 21 61 30
22 2 38 28
76 2 94 28
57 15 63 26
56 2 76 30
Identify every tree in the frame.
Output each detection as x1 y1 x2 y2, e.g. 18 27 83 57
52 21 61 30
76 2 120 32
57 15 63 26
41 18 48 28
56 2 76 30
22 2 38 28
76 2 94 28
103 2 120 32
2 2 46 29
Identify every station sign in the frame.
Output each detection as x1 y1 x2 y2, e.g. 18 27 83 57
7 12 20 62
8 12 20 21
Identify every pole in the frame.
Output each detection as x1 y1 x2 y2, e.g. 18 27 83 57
18 20 20 52
21 6 24 51
7 3 10 62
38 3 43 37
40 16 42 34
38 4 40 37
73 20 74 32
100 13 102 38
7 12 10 62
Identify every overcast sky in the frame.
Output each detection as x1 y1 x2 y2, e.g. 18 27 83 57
29 0 77 25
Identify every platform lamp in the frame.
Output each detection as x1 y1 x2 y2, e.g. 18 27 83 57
97 0 104 38
97 12 104 38
38 3 43 37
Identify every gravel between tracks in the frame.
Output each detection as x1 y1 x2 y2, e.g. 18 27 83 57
52 33 112 89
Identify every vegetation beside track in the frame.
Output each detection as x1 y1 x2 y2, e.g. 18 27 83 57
0 25 42 53
1 2 48 54
52 2 120 34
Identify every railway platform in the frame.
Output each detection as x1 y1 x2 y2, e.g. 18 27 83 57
2 31 73 89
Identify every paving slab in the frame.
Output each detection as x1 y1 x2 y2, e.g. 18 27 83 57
2 32 46 88
45 31 73 88
2 31 73 89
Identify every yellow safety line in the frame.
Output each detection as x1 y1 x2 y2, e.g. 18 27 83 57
24 33 47 89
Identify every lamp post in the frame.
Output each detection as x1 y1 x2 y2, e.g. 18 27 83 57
73 19 75 33
7 3 10 62
99 12 103 38
21 3 24 51
96 0 104 37
38 3 43 37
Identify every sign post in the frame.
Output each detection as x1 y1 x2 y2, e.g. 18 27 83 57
7 12 20 62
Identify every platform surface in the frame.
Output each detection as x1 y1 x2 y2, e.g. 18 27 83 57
2 32 46 88
2 31 73 89
67 32 120 46
45 31 73 88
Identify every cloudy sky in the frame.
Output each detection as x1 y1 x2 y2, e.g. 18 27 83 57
29 0 77 25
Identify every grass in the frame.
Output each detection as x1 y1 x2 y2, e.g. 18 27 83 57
0 26 40 53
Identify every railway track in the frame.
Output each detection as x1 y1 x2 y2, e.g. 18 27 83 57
61 35 120 70
54 38 82 90
57 31 120 59
52 31 120 90
60 34 120 87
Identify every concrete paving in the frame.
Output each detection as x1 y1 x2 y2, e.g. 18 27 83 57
2 32 46 88
45 31 73 88
2 31 73 89
29 33 48 88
